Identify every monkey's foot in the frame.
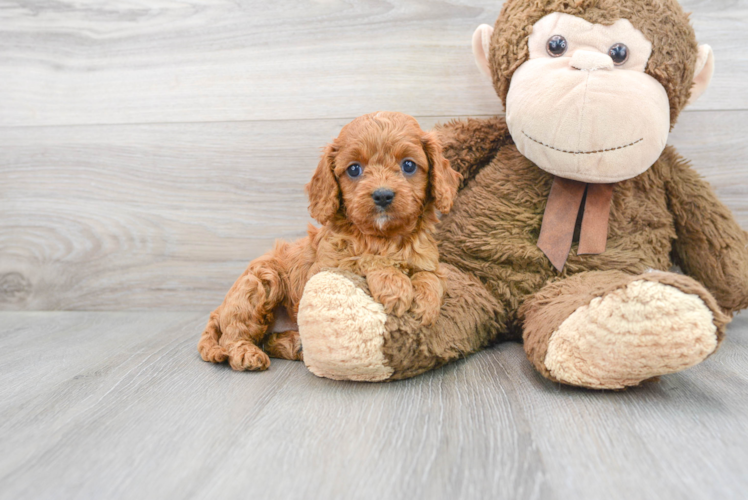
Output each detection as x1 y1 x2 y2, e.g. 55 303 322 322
297 271 393 382
545 277 721 389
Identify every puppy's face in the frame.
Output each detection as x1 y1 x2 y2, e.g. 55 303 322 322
334 116 430 236
307 111 460 237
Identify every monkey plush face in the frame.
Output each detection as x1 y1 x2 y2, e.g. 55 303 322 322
506 13 669 183
471 0 715 184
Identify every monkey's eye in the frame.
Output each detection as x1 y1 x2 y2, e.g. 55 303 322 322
546 35 568 57
401 159 417 175
346 164 363 178
609 43 629 65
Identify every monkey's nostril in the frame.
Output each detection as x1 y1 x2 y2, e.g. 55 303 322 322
372 188 395 208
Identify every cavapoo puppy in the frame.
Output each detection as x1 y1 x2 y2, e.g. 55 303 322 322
198 111 461 371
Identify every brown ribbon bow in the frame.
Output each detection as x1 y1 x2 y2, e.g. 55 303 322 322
537 177 615 272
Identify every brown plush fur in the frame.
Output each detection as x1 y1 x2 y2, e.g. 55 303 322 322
490 0 698 125
198 111 461 371
435 116 513 186
382 263 507 380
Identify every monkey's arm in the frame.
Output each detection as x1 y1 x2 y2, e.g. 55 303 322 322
664 147 748 314
435 116 512 186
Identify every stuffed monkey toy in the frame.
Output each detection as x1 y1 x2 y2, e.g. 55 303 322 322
296 0 748 389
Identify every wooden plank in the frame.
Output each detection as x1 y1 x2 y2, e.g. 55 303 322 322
1 110 745 311
669 110 748 224
0 311 747 499
0 0 743 128
0 118 339 311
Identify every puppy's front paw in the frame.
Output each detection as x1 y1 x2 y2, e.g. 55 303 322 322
409 271 444 326
410 299 441 327
410 283 442 327
367 268 414 317
198 341 228 363
227 341 271 371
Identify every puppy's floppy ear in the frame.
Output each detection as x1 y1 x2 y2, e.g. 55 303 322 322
306 142 340 224
422 131 462 214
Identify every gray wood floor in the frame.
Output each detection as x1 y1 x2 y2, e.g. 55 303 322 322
1 1 748 499
1 312 747 500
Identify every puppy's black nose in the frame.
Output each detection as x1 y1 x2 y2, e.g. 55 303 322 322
372 188 395 208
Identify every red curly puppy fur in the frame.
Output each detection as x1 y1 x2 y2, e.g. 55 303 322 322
198 111 462 371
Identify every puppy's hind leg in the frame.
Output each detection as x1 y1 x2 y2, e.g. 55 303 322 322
263 331 303 361
198 309 228 363
262 306 303 361
219 256 288 371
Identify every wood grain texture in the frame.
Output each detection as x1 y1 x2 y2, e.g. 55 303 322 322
0 0 744 128
1 111 746 311
2 1 747 498
0 311 747 500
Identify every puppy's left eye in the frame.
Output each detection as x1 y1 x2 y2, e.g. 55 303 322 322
401 159 417 175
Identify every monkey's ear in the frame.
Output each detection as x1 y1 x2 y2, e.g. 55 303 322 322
306 143 340 225
472 24 494 79
422 132 462 214
687 44 715 106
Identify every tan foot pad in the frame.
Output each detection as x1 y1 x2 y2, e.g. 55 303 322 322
297 271 393 382
545 280 718 389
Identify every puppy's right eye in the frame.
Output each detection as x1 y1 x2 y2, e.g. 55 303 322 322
346 164 363 178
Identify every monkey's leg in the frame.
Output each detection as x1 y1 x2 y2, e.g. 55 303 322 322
521 270 730 390
297 264 506 381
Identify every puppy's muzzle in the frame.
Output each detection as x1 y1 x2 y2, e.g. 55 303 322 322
372 188 395 209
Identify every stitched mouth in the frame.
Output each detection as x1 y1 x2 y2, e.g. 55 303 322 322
522 131 643 155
